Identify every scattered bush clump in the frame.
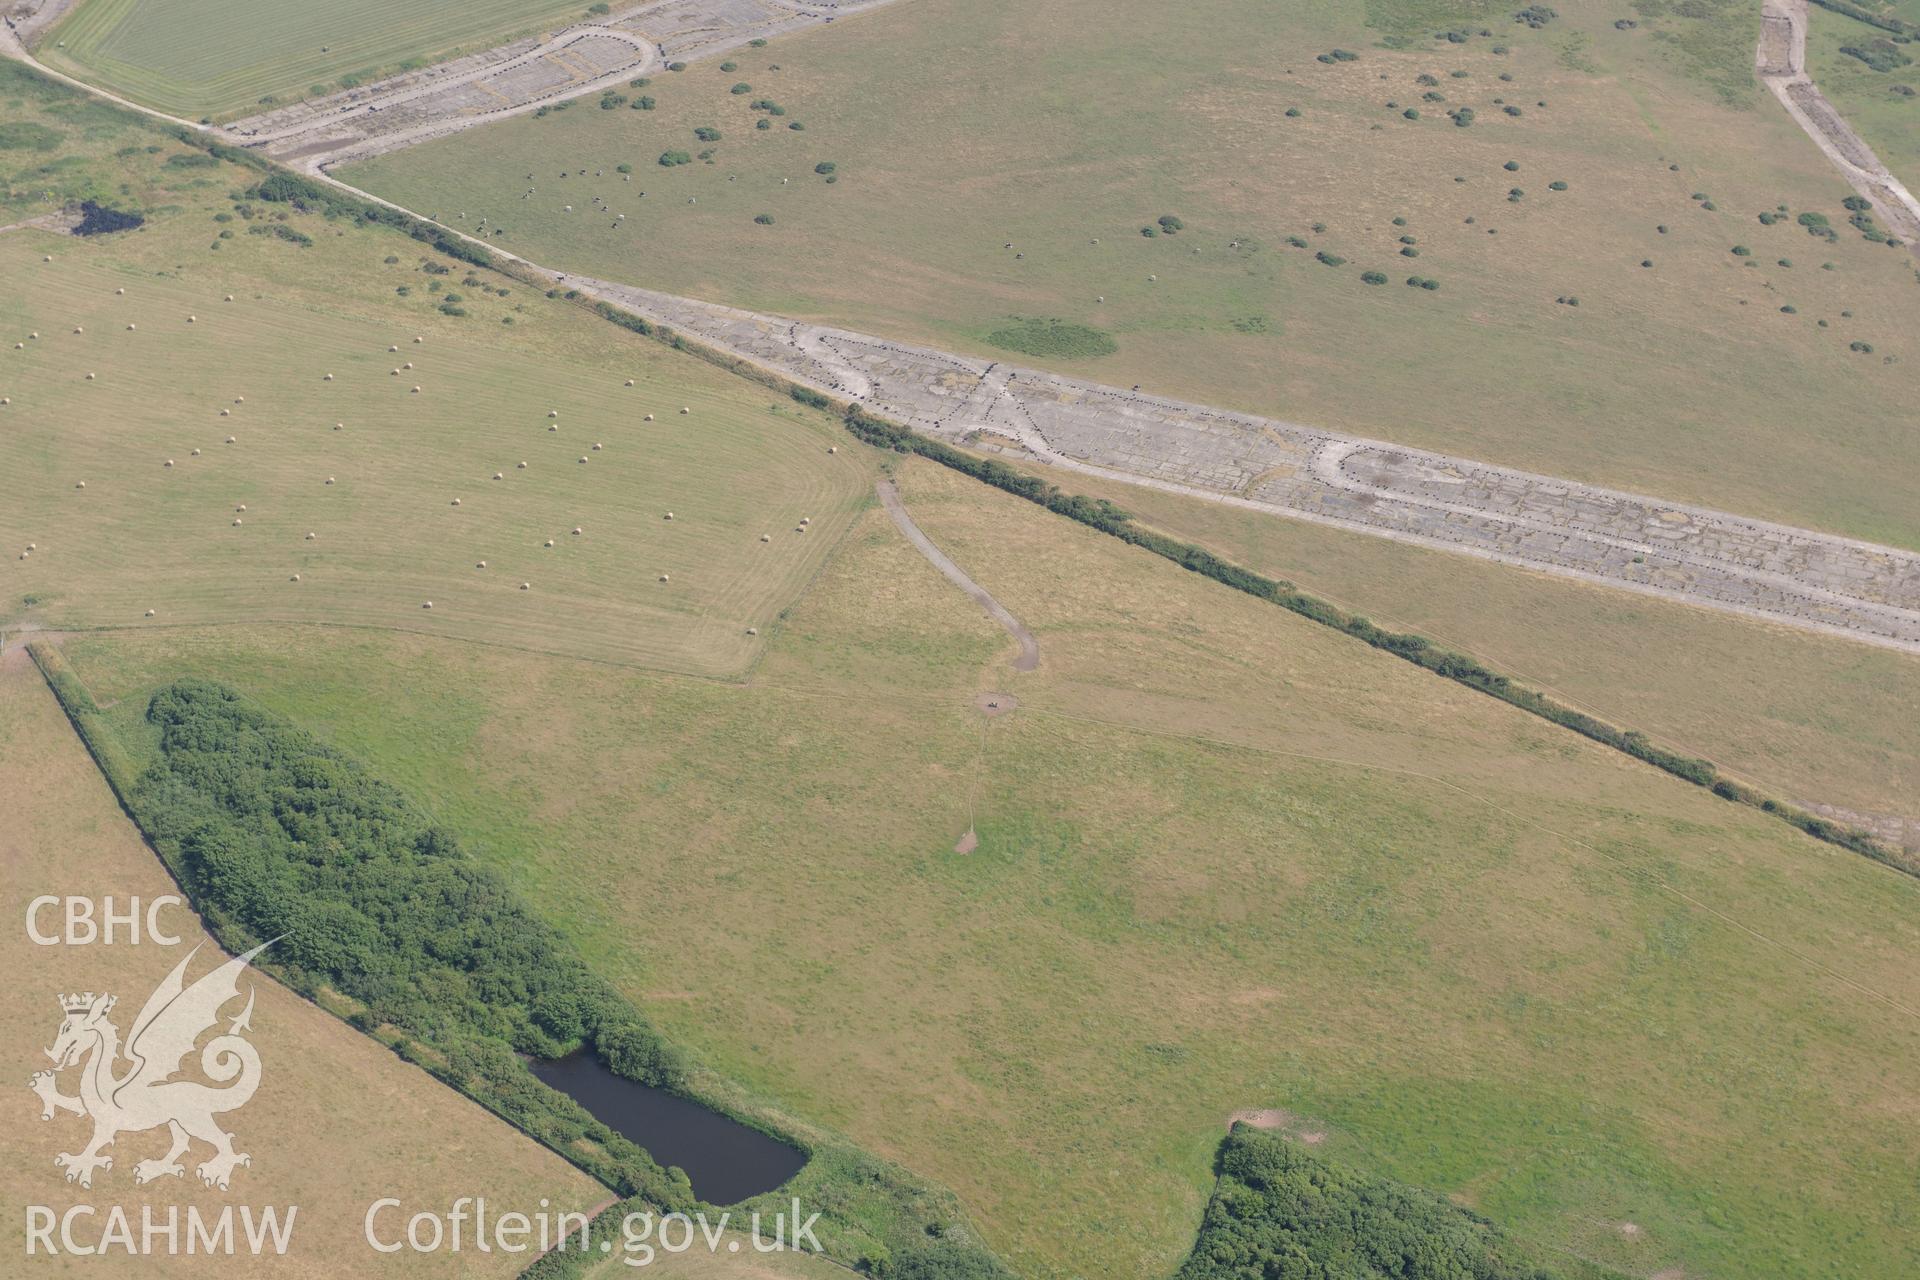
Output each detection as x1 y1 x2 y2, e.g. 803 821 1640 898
1514 4 1558 27
815 161 837 175
1316 48 1360 63
985 318 1118 359
74 200 145 236
1548 180 1568 190
1315 251 1347 267
1176 1127 1573 1280
1450 106 1476 126
1158 214 1184 234
731 82 752 94
693 126 721 141
1361 270 1388 284
658 150 691 166
633 96 655 110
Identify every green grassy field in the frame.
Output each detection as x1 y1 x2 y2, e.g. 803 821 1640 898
36 0 599 121
1804 1 1920 194
55 455 1920 1280
0 654 606 1276
0 76 871 675
346 0 1920 549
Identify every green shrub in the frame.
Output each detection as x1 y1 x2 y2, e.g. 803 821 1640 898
754 213 774 225
633 96 655 110
815 161 837 175
985 318 1118 358
1177 1127 1570 1280
1315 250 1346 267
1158 214 1184 233
1548 180 1568 190
694 126 721 141
658 150 691 166
731 82 752 94
1361 270 1388 284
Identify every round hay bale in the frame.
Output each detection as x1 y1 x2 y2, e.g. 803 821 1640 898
145 609 155 617
747 626 758 635
519 582 530 590
548 424 558 432
451 497 461 506
800 516 811 525
226 435 236 443
323 372 333 380
127 323 136 331
291 573 300 582
191 448 201 456
643 414 654 422
165 459 174 467
388 345 399 353
232 518 242 526
225 295 234 302
544 539 554 547
26 543 35 550
422 600 433 609
73 326 84 334
13 343 21 350
116 288 125 295
571 527 582 536
411 386 421 394
1 397 9 405
493 472 504 480
220 408 230 416
75 481 86 489
476 561 487 569
305 531 316 540
759 534 770 542
828 446 837 454
325 476 334 485
663 512 674 520
391 369 400 376
593 442 603 451
334 422 343 431
658 573 669 582
680 406 690 415
43 255 51 263
547 410 558 418
84 372 95 380
18 551 27 560
413 336 423 344
517 461 528 469
1148 274 1157 282
403 361 412 370
29 332 38 339
236 504 247 512
188 315 196 322
578 456 588 464
624 379 634 387
235 396 245 404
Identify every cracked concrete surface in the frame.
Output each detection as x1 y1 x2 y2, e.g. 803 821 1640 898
572 277 1920 655
1758 0 1920 250
219 0 906 171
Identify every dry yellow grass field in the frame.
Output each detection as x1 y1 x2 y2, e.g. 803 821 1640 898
49 457 1920 1279
347 0 1920 548
0 650 605 1276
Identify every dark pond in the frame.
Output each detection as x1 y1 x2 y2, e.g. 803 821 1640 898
529 1053 807 1205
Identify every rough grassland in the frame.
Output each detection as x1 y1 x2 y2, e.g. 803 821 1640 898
55 456 1920 1280
37 0 597 121
1804 1 1920 193
0 129 871 676
1044 465 1920 838
0 652 604 1275
346 0 1920 549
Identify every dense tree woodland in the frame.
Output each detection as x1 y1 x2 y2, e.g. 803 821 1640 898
1178 1128 1583 1280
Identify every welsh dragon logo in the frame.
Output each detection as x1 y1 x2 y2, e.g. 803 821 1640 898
29 942 270 1191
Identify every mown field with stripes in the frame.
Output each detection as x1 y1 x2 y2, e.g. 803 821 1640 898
37 0 594 119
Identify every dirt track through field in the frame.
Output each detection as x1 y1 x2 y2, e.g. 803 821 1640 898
876 477 1038 671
